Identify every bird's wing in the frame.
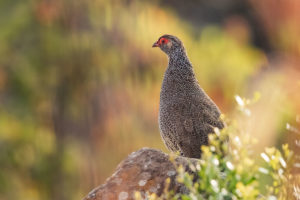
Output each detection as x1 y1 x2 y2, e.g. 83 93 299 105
200 103 224 129
170 102 222 158
191 86 224 129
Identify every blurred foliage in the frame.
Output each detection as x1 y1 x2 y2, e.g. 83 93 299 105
0 0 299 199
139 97 299 200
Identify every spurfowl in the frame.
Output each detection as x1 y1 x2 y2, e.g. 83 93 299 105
153 34 224 158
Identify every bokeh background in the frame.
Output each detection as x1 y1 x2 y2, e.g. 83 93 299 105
0 0 299 199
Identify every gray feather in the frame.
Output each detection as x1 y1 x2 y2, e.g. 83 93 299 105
157 35 224 158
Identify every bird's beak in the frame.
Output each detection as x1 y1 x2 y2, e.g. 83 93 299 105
152 41 159 48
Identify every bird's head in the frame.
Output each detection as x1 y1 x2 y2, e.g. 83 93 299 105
152 34 184 56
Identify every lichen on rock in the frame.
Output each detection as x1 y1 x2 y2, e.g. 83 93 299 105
82 148 198 200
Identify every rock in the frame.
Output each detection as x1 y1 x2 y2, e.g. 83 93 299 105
82 148 198 200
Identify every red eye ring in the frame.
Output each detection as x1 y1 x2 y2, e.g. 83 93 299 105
159 38 168 45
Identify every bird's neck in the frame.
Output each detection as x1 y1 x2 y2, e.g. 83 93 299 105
167 48 194 75
161 48 197 90
168 48 189 65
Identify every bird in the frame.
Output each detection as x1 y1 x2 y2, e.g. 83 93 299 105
152 34 224 158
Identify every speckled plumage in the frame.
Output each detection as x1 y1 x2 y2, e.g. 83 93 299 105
153 35 224 158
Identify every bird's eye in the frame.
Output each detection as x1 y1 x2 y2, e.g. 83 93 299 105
160 38 168 44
